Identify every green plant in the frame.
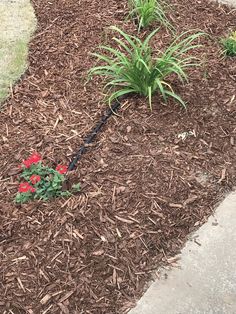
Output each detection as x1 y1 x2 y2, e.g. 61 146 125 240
15 153 80 203
222 31 236 56
89 26 203 109
129 0 173 32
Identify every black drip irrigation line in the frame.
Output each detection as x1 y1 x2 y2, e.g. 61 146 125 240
67 97 124 171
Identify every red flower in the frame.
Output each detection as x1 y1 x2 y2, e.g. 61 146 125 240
30 186 36 193
18 182 36 193
22 153 41 168
56 164 67 174
29 153 41 163
23 159 32 168
30 175 41 184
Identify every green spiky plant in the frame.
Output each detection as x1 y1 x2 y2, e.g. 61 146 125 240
222 31 236 56
129 0 173 32
89 26 203 109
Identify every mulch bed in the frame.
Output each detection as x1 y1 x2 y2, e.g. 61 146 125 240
0 0 236 313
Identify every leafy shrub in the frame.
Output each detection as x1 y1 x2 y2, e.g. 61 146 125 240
15 153 80 203
129 0 173 32
89 26 203 109
222 31 236 56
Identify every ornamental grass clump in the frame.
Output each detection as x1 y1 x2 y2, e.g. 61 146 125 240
222 31 236 56
89 26 203 109
15 152 80 203
129 0 173 32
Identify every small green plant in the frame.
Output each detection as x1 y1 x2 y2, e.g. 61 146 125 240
15 153 80 203
222 31 236 56
129 0 173 32
89 26 203 109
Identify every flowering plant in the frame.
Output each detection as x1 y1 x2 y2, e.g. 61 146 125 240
15 153 80 203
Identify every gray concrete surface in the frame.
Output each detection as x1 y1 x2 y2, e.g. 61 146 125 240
129 191 236 314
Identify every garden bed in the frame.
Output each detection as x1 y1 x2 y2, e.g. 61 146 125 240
0 0 236 313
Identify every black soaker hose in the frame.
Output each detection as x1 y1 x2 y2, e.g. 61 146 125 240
67 98 123 171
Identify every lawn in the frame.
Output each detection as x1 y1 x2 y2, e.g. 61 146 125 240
0 0 236 313
0 0 36 104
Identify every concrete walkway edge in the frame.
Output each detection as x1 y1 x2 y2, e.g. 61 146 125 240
129 191 236 314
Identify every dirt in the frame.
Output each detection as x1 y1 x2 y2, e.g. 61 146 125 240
0 0 236 313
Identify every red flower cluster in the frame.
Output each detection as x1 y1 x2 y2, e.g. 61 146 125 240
30 174 41 184
56 164 67 174
22 153 41 168
18 182 36 193
17 153 69 200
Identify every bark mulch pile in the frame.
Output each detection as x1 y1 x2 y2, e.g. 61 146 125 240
0 0 236 313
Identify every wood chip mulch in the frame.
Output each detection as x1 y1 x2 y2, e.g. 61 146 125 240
0 0 236 313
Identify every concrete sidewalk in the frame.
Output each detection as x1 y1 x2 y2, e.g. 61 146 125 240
129 192 236 314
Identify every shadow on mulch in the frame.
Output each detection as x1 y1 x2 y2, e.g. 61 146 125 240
0 0 236 313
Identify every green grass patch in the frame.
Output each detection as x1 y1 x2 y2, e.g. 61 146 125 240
222 31 236 57
0 0 36 105
0 40 28 102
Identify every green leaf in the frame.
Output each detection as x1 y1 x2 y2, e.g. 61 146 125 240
15 192 33 203
16 161 80 203
72 183 81 192
89 26 203 110
128 0 174 32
